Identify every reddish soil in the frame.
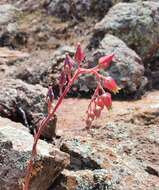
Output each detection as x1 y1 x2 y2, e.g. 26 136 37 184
56 90 159 134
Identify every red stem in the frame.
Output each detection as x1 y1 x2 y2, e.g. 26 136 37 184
23 70 80 190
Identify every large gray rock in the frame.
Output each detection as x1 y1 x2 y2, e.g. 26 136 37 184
58 130 152 190
61 136 117 170
92 1 159 60
94 34 147 96
0 79 58 139
84 34 147 97
0 117 70 190
0 79 48 126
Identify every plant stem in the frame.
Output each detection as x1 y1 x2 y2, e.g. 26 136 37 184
23 70 80 190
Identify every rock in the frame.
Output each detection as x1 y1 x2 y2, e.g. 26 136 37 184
87 34 147 97
92 1 159 60
10 51 54 87
61 137 117 170
0 47 29 64
51 160 149 190
0 79 57 139
0 117 70 190
0 4 19 25
46 0 112 20
145 165 159 177
50 169 121 190
14 0 47 11
144 50 159 89
59 122 159 190
0 79 47 125
0 4 27 48
129 102 159 126
0 2 95 50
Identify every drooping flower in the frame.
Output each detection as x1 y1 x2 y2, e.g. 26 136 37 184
103 76 119 94
95 96 104 109
101 93 112 110
98 54 114 69
74 43 84 65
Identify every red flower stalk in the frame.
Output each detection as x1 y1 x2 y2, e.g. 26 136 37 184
23 44 118 190
98 53 114 69
74 43 84 66
103 76 119 94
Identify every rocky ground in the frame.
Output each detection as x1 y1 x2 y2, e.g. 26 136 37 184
0 0 159 190
50 91 159 190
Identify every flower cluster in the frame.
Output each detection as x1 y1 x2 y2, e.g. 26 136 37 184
85 54 119 127
56 44 119 128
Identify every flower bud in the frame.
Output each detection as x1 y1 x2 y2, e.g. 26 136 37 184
98 54 114 69
101 93 112 110
103 76 119 94
64 53 73 71
74 43 84 65
59 71 67 95
47 86 54 103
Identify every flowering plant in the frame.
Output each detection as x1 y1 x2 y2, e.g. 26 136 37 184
23 43 119 190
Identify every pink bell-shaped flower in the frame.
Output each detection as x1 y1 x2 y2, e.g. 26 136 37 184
103 76 119 94
101 93 112 110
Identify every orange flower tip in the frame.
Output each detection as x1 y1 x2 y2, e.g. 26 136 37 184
113 87 120 94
